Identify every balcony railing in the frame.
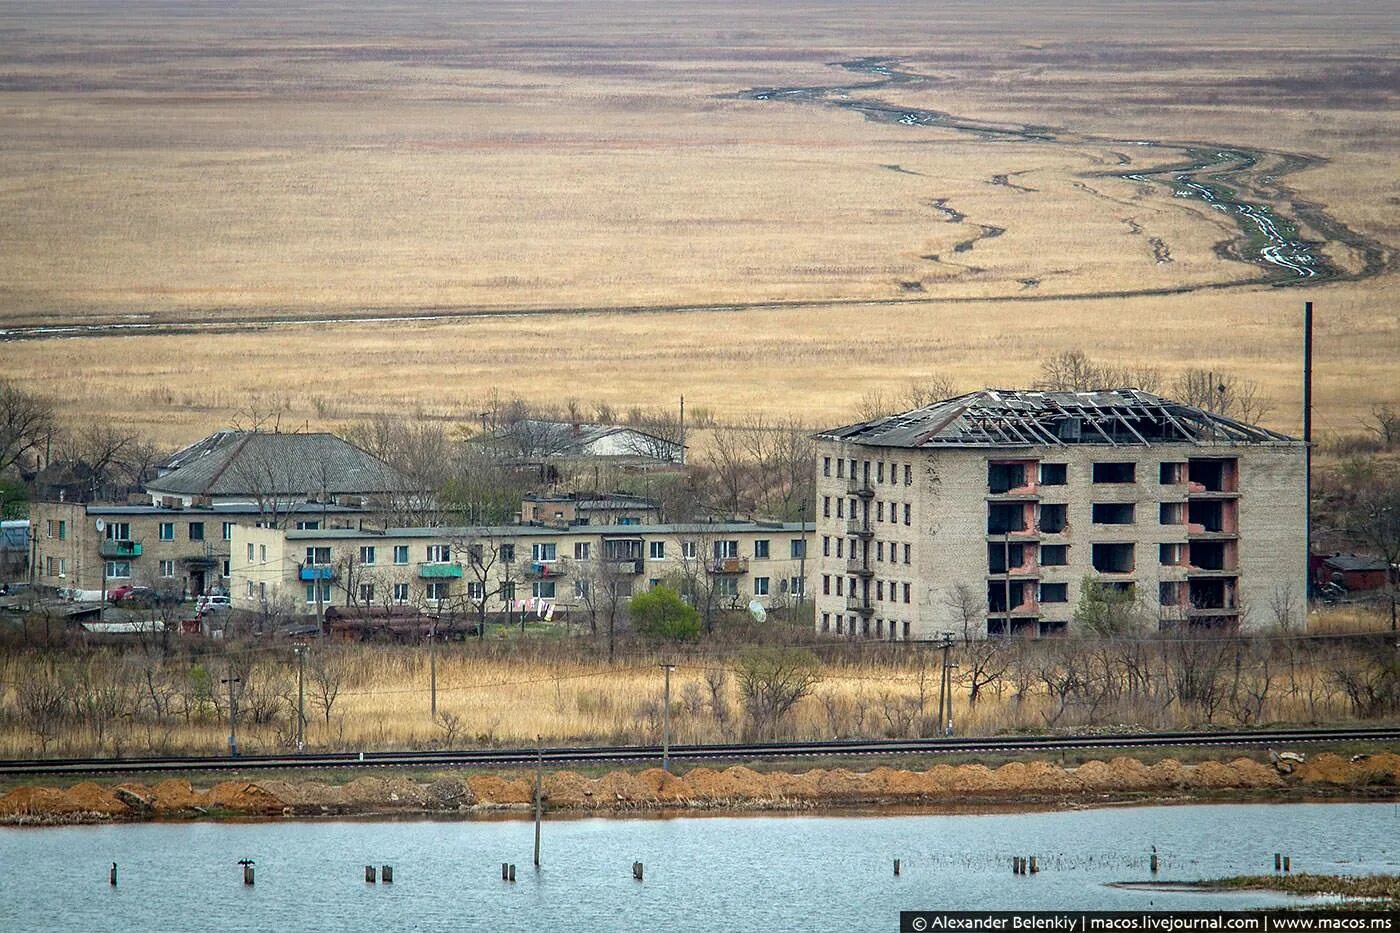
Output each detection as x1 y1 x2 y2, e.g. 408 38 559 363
844 595 875 616
525 558 569 578
99 540 142 558
846 518 874 539
708 556 749 575
846 558 874 578
417 561 463 579
846 477 876 499
606 558 644 575
299 564 336 581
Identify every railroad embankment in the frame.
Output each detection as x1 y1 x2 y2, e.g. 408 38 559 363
2 752 1398 825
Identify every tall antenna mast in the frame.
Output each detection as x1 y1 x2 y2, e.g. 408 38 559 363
1303 300 1313 600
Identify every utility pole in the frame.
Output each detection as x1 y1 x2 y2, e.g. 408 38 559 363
429 616 438 720
293 642 308 752
222 668 241 757
533 736 543 868
936 632 954 737
661 662 675 772
678 394 686 466
1303 300 1313 605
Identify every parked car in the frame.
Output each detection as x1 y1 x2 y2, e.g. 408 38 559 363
196 594 232 615
114 586 183 608
107 584 140 604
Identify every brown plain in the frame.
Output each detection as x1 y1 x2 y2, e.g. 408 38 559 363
2 0 1397 443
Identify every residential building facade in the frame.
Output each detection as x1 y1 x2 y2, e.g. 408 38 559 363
813 389 1306 639
31 501 376 600
229 520 811 619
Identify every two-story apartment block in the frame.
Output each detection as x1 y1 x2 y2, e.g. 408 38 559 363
520 492 661 527
813 389 1306 639
230 520 811 619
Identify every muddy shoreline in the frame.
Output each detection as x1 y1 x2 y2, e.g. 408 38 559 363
4 752 1397 828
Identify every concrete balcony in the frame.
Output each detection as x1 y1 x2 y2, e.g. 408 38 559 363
846 518 874 539
708 556 749 575
846 477 876 499
299 564 336 581
99 540 142 558
846 558 875 578
844 595 875 616
417 562 463 579
525 558 569 578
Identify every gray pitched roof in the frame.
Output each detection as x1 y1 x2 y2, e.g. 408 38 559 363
145 432 418 498
817 388 1300 449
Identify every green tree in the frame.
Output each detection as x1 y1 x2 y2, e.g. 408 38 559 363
1073 576 1148 637
629 585 700 641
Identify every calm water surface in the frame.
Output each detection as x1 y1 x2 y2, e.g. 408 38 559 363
2 802 1397 932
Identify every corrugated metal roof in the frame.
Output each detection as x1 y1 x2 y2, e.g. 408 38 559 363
145 432 417 497
816 388 1300 449
283 521 812 541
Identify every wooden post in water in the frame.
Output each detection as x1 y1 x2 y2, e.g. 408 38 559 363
508 864 516 883
243 864 254 886
633 861 644 881
1283 856 1291 873
502 862 509 881
365 865 377 884
1274 853 1282 872
382 865 393 884
894 859 901 876
109 863 117 886
1029 856 1038 874
1150 853 1159 874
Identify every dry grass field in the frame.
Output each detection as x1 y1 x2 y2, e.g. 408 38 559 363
1 0 1397 440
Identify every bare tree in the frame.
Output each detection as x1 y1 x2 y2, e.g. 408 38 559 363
0 379 54 474
1363 404 1400 448
943 583 982 644
735 647 822 740
1170 368 1272 424
308 647 348 726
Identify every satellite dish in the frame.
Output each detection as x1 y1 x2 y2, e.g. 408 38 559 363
94 519 106 533
748 599 767 623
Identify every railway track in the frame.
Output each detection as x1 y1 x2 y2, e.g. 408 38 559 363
2 726 1396 778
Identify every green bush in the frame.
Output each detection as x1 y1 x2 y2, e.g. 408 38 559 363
629 585 700 641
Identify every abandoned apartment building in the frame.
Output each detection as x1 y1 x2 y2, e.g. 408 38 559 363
813 389 1306 639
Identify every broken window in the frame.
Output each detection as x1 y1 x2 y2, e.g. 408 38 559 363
1092 503 1135 524
1159 462 1186 484
1092 542 1134 573
1189 541 1232 571
1039 463 1067 485
1159 502 1185 525
988 541 1026 573
1159 543 1184 566
1159 581 1185 607
1093 461 1136 483
1188 458 1236 492
1188 500 1232 533
1038 504 1067 534
1188 578 1234 610
1039 582 1068 603
987 461 1026 494
987 502 1028 534
1039 544 1067 566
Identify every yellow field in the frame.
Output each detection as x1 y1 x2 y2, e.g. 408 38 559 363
2 0 1397 441
1 603 1390 759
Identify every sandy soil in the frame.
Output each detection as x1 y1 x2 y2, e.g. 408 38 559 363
2 752 1397 825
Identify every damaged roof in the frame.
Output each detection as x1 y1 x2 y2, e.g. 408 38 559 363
817 389 1300 449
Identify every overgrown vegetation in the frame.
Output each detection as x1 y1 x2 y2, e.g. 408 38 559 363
1 608 1396 759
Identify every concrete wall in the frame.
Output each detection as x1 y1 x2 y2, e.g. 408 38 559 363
814 438 1306 639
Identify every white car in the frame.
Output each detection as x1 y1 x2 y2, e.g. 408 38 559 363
196 595 232 614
